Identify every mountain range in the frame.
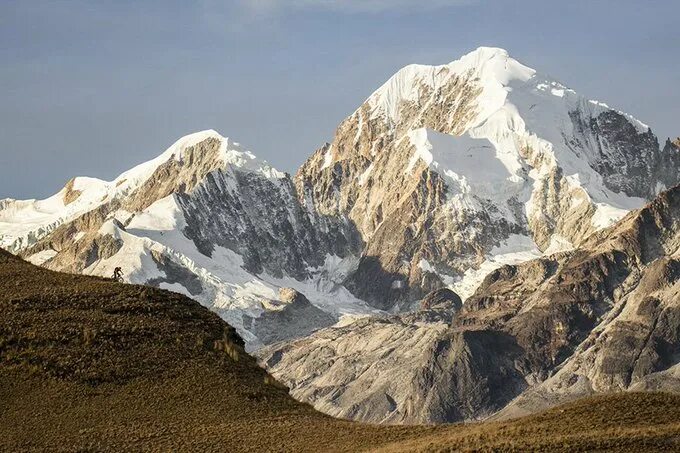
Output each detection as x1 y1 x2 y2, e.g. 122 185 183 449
260 183 680 423
1 47 679 424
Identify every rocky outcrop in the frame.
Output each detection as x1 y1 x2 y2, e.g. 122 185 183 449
465 184 680 413
257 301 521 424
658 137 680 191
245 288 337 345
176 160 359 281
488 185 680 419
259 310 452 424
147 249 204 296
260 185 680 424
572 110 675 198
419 288 462 311
62 178 83 205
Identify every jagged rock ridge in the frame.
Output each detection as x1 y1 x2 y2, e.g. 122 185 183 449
259 184 680 424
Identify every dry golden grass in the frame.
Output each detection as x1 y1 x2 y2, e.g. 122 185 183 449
377 392 680 452
1 248 679 452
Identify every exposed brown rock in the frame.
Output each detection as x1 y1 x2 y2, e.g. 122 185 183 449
420 288 462 312
62 178 82 205
279 287 308 305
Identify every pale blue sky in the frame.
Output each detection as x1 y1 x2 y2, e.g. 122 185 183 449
1 0 678 198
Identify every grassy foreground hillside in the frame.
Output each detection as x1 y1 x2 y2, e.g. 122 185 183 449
1 248 679 452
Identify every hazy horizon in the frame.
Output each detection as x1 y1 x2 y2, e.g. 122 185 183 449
2 0 679 199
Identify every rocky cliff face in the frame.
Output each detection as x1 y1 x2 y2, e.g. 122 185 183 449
259 185 680 424
245 288 337 345
490 183 680 419
259 293 457 424
296 47 680 310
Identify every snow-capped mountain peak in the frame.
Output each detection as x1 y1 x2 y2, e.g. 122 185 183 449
297 46 680 309
115 129 285 189
369 46 535 128
0 130 289 253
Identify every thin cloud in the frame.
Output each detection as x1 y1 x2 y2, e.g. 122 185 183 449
240 0 478 14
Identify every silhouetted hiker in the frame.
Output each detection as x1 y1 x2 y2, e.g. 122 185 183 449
112 267 123 282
